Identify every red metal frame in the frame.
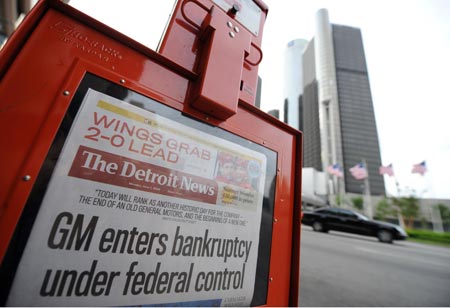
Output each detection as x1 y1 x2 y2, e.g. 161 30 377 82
158 0 267 111
0 0 302 306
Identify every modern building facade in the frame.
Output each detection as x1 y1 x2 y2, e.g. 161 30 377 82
0 0 38 46
267 109 279 119
286 8 385 196
283 39 308 130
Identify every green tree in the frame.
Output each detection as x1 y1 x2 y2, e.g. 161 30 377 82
375 198 394 220
335 195 341 206
351 196 364 211
437 204 450 224
335 195 348 207
392 196 420 229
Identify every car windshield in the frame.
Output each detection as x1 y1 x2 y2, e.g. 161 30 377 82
355 212 369 220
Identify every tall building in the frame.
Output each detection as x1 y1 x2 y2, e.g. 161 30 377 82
283 39 308 130
255 76 263 109
267 109 280 119
287 9 385 196
0 0 38 46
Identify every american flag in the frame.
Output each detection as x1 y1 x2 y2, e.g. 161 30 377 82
327 164 343 178
412 161 427 176
349 162 368 180
379 164 394 177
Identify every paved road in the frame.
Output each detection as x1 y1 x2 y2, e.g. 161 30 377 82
299 226 450 306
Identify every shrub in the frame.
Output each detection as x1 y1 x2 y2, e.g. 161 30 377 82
375 198 394 220
351 196 363 211
437 204 450 224
406 229 450 245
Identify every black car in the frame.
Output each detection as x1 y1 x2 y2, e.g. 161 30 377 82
302 207 407 243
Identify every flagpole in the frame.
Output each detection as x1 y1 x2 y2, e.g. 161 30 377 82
339 165 345 208
393 173 406 229
363 158 373 219
335 175 339 207
421 162 444 233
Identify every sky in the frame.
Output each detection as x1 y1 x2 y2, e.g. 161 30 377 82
68 0 450 200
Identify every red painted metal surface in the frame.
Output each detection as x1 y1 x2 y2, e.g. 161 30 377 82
0 0 302 306
159 0 267 111
190 5 252 119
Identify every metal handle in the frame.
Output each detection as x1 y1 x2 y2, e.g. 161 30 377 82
181 0 211 30
245 42 263 66
181 0 263 67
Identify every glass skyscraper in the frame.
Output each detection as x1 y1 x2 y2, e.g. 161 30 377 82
286 9 385 196
283 39 308 129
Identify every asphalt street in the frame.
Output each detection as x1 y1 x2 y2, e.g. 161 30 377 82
298 226 450 306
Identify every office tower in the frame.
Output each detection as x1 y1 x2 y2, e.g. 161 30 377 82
302 38 322 173
255 76 263 108
0 0 37 45
268 109 280 119
293 9 385 195
283 39 308 129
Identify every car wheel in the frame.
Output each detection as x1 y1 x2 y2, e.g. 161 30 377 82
377 230 393 243
312 221 326 232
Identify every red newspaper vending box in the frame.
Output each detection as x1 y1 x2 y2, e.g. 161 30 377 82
0 0 302 306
